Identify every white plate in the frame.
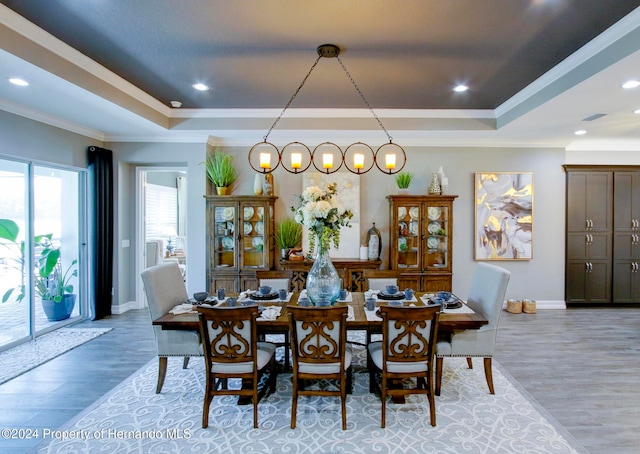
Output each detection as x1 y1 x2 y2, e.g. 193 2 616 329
428 207 441 220
428 237 438 249
243 207 254 219
410 221 419 235
398 237 407 251
252 237 263 248
257 207 264 219
409 207 419 220
222 237 234 249
221 207 234 221
428 222 441 234
398 207 407 219
255 221 264 235
243 222 252 235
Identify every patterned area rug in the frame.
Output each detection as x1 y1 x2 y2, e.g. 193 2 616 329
36 339 586 453
0 327 112 385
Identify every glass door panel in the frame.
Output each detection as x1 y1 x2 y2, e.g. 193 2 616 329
213 205 236 269
397 204 419 268
241 204 265 269
33 166 82 331
0 159 30 348
425 204 449 270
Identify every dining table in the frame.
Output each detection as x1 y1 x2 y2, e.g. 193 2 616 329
152 291 488 334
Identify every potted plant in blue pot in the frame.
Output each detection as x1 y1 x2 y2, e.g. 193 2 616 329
35 235 78 321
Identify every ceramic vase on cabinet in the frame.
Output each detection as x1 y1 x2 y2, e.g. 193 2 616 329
428 172 441 194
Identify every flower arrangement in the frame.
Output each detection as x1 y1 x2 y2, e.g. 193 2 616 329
291 183 353 254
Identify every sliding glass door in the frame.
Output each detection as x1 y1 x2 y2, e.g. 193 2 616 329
0 159 30 348
0 157 86 351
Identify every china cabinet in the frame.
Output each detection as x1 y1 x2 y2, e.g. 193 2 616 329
387 195 457 292
205 195 277 293
564 166 640 304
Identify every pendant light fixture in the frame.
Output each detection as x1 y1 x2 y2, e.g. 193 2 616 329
248 44 406 176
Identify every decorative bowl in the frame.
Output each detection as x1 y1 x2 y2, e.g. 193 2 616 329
258 285 272 295
385 285 399 295
437 291 452 300
193 292 208 302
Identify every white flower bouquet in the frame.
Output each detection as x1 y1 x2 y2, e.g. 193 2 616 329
291 183 354 254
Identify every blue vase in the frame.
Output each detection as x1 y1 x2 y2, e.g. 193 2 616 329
305 235 340 305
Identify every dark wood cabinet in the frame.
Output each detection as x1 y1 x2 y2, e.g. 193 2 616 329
205 195 277 293
387 195 458 292
612 172 640 302
565 166 640 304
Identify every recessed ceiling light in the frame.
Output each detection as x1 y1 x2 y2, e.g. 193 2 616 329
9 78 29 86
622 80 640 89
453 84 469 93
192 83 209 91
170 101 182 108
574 130 587 136
634 108 640 114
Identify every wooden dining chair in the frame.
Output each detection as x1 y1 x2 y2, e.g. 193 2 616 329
435 262 510 395
288 305 352 430
141 262 201 394
197 305 278 428
368 304 440 428
255 269 293 369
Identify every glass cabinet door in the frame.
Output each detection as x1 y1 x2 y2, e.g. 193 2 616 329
240 203 266 269
396 203 420 269
213 204 236 269
424 204 449 270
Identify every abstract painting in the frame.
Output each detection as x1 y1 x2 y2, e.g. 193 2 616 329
474 172 533 260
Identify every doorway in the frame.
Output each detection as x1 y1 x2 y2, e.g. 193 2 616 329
135 167 188 308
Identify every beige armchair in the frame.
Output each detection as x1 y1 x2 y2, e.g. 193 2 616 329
435 262 511 395
141 262 201 393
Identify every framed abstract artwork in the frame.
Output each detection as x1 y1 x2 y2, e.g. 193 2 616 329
474 172 533 260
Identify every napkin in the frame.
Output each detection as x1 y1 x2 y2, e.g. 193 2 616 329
258 306 282 321
238 289 255 301
347 305 355 321
170 303 196 315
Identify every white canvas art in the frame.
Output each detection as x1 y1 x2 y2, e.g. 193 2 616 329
301 172 360 258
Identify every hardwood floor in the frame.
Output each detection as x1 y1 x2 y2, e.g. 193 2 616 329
1 306 639 453
494 307 640 454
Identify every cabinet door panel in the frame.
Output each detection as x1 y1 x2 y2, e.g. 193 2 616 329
587 173 613 231
566 261 588 302
612 261 635 302
614 172 640 231
587 261 611 302
567 232 610 259
613 233 640 260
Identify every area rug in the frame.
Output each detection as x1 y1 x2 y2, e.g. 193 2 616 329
35 337 586 454
0 327 112 385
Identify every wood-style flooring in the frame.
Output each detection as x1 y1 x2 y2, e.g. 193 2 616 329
1 307 639 453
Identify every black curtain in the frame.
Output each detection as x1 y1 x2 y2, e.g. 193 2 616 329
88 146 114 320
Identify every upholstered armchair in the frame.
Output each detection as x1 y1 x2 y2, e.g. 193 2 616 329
435 262 511 395
141 262 202 393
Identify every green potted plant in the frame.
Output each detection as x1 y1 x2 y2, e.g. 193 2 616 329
204 148 239 195
35 235 78 321
0 218 77 321
395 171 413 194
275 218 302 260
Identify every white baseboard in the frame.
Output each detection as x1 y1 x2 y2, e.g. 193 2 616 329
111 300 140 314
502 300 566 310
